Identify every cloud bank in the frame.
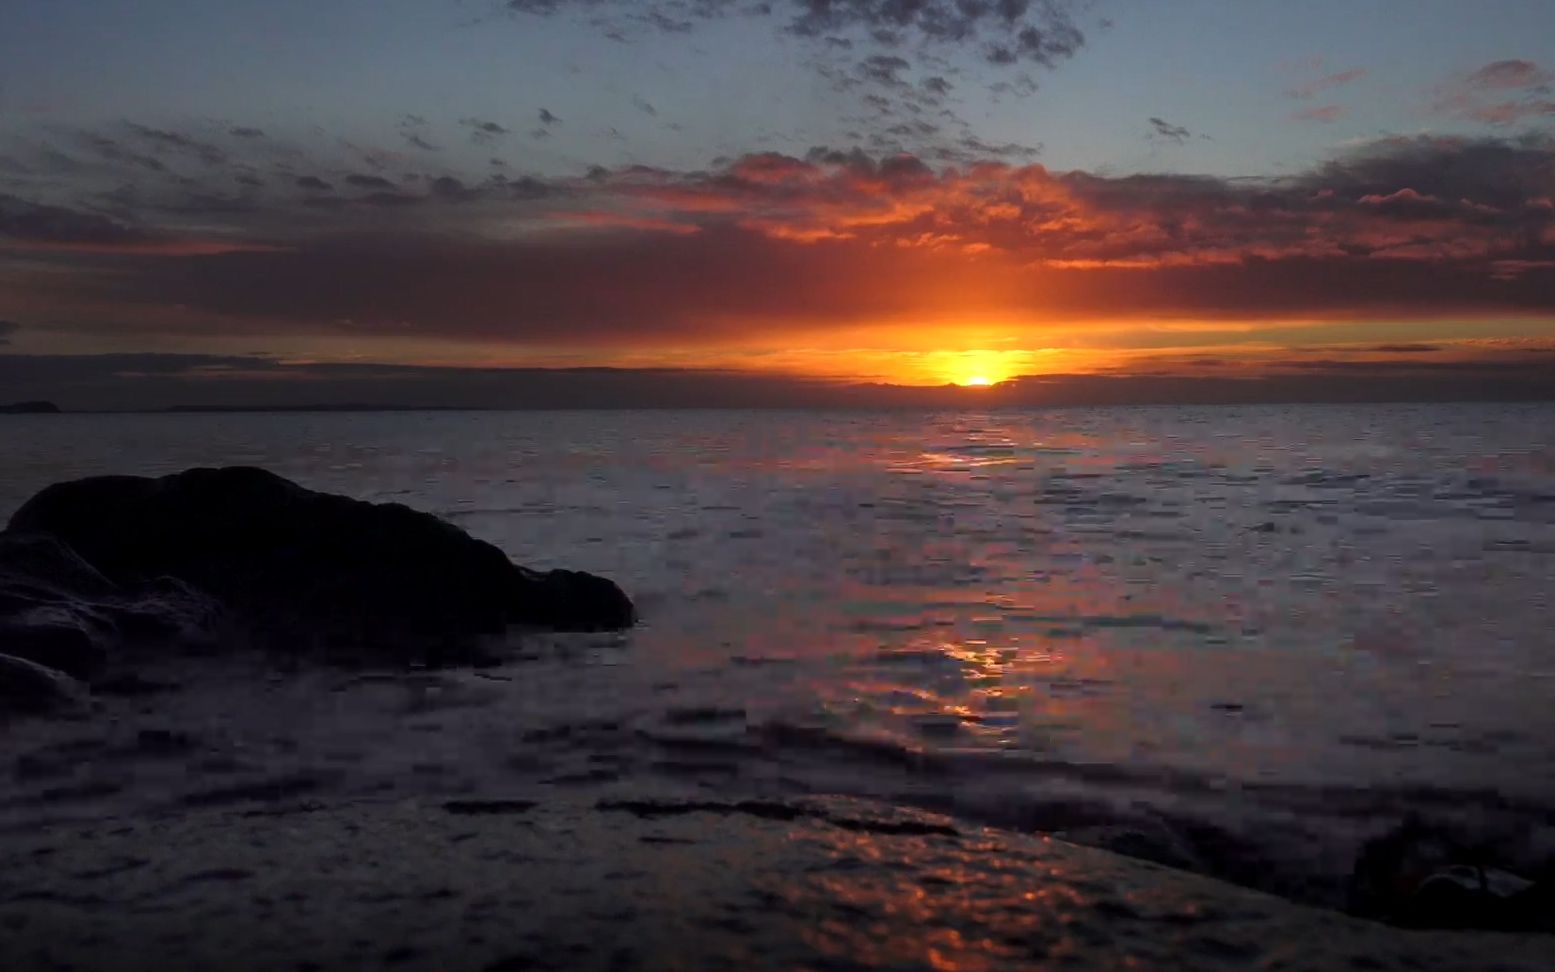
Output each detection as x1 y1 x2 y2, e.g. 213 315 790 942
1 129 1551 355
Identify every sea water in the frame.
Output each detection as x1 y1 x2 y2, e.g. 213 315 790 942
3 403 1554 904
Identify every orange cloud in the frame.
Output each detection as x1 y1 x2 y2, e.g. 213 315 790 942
570 137 1554 281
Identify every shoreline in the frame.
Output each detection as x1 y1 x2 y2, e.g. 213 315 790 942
3 794 1552 971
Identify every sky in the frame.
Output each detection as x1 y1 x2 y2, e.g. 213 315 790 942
1 0 1553 408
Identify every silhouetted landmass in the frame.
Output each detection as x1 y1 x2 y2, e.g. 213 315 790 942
0 400 60 414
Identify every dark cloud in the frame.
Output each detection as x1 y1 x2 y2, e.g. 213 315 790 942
0 352 285 381
503 1 1088 68
1301 134 1555 211
461 117 511 143
989 74 1039 99
79 133 166 173
538 109 561 125
858 54 911 87
0 192 153 248
96 225 946 344
789 0 1086 67
125 123 228 166
1147 117 1191 143
229 127 266 139
345 173 399 191
295 175 333 192
1366 344 1443 353
398 116 440 152
505 175 554 199
941 133 1039 162
631 96 658 116
0 320 17 345
499 2 1088 157
885 120 940 139
430 175 475 200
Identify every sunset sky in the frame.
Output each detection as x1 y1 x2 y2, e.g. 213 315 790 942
1 0 1553 407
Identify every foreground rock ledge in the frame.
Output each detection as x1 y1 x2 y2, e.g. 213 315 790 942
1 467 633 691
0 796 1550 972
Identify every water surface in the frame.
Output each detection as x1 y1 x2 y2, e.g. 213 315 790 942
4 404 1554 902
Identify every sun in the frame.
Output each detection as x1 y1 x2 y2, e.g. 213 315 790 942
961 375 994 387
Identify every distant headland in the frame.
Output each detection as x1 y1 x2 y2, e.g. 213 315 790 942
0 401 61 414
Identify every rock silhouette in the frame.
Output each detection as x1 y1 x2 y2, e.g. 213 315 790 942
9 467 634 635
1 467 634 713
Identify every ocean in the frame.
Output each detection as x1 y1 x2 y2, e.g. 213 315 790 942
4 403 1555 907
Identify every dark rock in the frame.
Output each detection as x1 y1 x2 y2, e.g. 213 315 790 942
103 576 220 643
0 653 87 714
1348 817 1555 932
0 605 111 679
0 533 221 681
8 467 634 637
0 533 119 604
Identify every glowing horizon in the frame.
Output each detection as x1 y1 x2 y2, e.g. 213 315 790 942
0 1 1551 408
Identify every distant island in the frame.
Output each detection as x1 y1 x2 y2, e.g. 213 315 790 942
0 401 61 414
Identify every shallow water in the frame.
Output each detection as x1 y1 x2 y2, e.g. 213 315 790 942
4 404 1555 904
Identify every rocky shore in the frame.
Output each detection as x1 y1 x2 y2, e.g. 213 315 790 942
2 795 1551 971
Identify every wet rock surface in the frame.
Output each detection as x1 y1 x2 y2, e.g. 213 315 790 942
0 533 221 680
1350 817 1555 932
0 797 1551 972
0 653 86 714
